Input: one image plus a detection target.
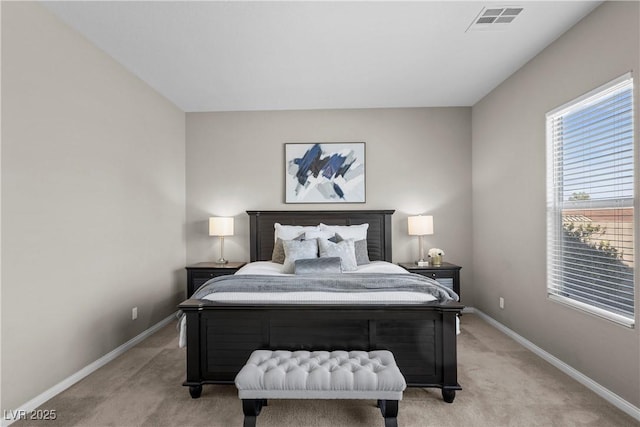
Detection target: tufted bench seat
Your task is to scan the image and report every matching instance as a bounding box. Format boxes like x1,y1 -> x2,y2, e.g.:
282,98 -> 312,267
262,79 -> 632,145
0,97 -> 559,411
234,349 -> 406,427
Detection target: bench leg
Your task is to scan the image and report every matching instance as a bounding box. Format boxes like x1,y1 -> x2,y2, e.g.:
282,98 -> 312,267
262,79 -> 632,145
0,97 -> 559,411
378,399 -> 399,427
242,399 -> 264,427
243,415 -> 256,427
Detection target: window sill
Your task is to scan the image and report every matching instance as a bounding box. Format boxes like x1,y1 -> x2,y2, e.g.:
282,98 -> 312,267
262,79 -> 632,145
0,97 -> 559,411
548,294 -> 635,328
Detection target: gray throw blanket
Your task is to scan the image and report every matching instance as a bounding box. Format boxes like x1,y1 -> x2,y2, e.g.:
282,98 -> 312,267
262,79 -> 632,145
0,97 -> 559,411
191,273 -> 458,304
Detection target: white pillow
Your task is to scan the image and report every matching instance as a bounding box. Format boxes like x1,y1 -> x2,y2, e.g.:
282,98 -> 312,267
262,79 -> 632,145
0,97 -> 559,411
303,229 -> 335,240
319,223 -> 369,241
274,223 -> 319,242
283,239 -> 319,273
318,238 -> 357,271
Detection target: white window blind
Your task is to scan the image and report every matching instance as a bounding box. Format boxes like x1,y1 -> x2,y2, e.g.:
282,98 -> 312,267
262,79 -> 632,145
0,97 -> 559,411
546,74 -> 635,327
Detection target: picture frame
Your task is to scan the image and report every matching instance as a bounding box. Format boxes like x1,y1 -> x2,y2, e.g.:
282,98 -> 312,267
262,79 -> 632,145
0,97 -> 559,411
285,142 -> 366,204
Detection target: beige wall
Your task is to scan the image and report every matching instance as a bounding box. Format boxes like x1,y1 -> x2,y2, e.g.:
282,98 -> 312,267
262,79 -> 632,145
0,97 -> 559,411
1,2 -> 186,411
472,1 -> 640,406
186,107 -> 472,296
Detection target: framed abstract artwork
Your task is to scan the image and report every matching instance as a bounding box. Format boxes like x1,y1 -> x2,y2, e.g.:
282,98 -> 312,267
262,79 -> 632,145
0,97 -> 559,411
285,142 -> 366,203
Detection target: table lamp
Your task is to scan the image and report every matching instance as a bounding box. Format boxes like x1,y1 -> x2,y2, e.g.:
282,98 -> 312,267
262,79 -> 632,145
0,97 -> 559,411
209,217 -> 234,264
408,215 -> 433,267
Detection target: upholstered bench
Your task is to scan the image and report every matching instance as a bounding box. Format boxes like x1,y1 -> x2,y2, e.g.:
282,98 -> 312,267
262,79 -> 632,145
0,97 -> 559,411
234,349 -> 406,427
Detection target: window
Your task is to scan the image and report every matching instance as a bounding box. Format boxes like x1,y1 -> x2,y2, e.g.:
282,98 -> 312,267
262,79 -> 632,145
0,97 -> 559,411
546,73 -> 635,327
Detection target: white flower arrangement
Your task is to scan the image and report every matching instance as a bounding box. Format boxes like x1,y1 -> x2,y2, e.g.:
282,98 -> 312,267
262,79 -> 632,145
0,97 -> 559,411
428,248 -> 445,257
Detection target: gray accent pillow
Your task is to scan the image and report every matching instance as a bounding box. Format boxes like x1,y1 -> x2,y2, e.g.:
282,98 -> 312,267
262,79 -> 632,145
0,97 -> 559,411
272,234 -> 304,264
330,234 -> 370,265
294,257 -> 342,275
283,239 -> 319,273
317,238 -> 357,271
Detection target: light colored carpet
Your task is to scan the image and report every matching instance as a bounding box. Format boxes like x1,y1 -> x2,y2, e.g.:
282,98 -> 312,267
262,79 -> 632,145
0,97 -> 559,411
13,314 -> 638,427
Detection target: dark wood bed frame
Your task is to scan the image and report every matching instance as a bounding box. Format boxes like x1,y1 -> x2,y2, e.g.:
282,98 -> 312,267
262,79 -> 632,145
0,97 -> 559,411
179,210 -> 464,402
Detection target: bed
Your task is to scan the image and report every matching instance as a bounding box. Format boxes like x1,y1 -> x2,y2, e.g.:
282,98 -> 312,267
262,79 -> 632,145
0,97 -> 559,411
179,210 -> 464,402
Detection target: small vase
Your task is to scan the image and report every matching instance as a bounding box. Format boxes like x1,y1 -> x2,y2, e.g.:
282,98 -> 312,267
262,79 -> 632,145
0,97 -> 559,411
431,255 -> 442,266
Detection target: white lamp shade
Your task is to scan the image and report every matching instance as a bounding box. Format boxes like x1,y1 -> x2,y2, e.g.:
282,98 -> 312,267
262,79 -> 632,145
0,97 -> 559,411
209,217 -> 234,236
408,215 -> 434,236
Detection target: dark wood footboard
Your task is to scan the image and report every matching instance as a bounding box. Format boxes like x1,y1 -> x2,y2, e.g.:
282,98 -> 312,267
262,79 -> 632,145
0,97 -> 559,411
180,299 -> 463,402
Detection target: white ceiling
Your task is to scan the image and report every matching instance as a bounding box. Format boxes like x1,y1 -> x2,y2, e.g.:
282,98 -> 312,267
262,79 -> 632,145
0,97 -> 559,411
42,1 -> 601,112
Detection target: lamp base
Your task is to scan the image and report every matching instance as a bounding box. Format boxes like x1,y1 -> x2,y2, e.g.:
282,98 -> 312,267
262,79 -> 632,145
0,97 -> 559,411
216,258 -> 228,264
417,260 -> 429,267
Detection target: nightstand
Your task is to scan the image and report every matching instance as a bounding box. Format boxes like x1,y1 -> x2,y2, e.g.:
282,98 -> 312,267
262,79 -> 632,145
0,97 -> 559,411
185,261 -> 247,297
398,262 -> 462,298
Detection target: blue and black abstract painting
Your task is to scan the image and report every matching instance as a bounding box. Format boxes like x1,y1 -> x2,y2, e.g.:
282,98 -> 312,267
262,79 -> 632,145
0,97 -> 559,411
285,143 -> 365,203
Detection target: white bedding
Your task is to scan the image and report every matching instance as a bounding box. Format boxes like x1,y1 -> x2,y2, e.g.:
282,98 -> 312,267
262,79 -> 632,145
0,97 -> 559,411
207,261 -> 436,304
235,260 -> 410,276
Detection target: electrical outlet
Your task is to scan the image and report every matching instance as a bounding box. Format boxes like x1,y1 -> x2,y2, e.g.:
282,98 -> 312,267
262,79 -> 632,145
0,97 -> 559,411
132,307 -> 138,320
499,297 -> 505,309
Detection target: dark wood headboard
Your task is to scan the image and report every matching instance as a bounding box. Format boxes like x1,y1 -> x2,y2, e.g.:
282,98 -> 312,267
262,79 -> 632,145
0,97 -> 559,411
246,210 -> 394,262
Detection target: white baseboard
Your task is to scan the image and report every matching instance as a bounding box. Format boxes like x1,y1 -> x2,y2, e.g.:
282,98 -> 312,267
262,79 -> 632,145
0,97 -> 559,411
2,313 -> 177,427
469,307 -> 640,422
5,309 -> 639,424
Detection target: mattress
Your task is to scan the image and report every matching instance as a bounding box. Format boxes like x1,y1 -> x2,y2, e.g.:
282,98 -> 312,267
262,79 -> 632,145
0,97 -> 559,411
204,260 -> 438,304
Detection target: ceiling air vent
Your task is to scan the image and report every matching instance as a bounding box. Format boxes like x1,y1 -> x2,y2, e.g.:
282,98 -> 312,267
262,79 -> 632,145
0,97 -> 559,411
466,6 -> 523,32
